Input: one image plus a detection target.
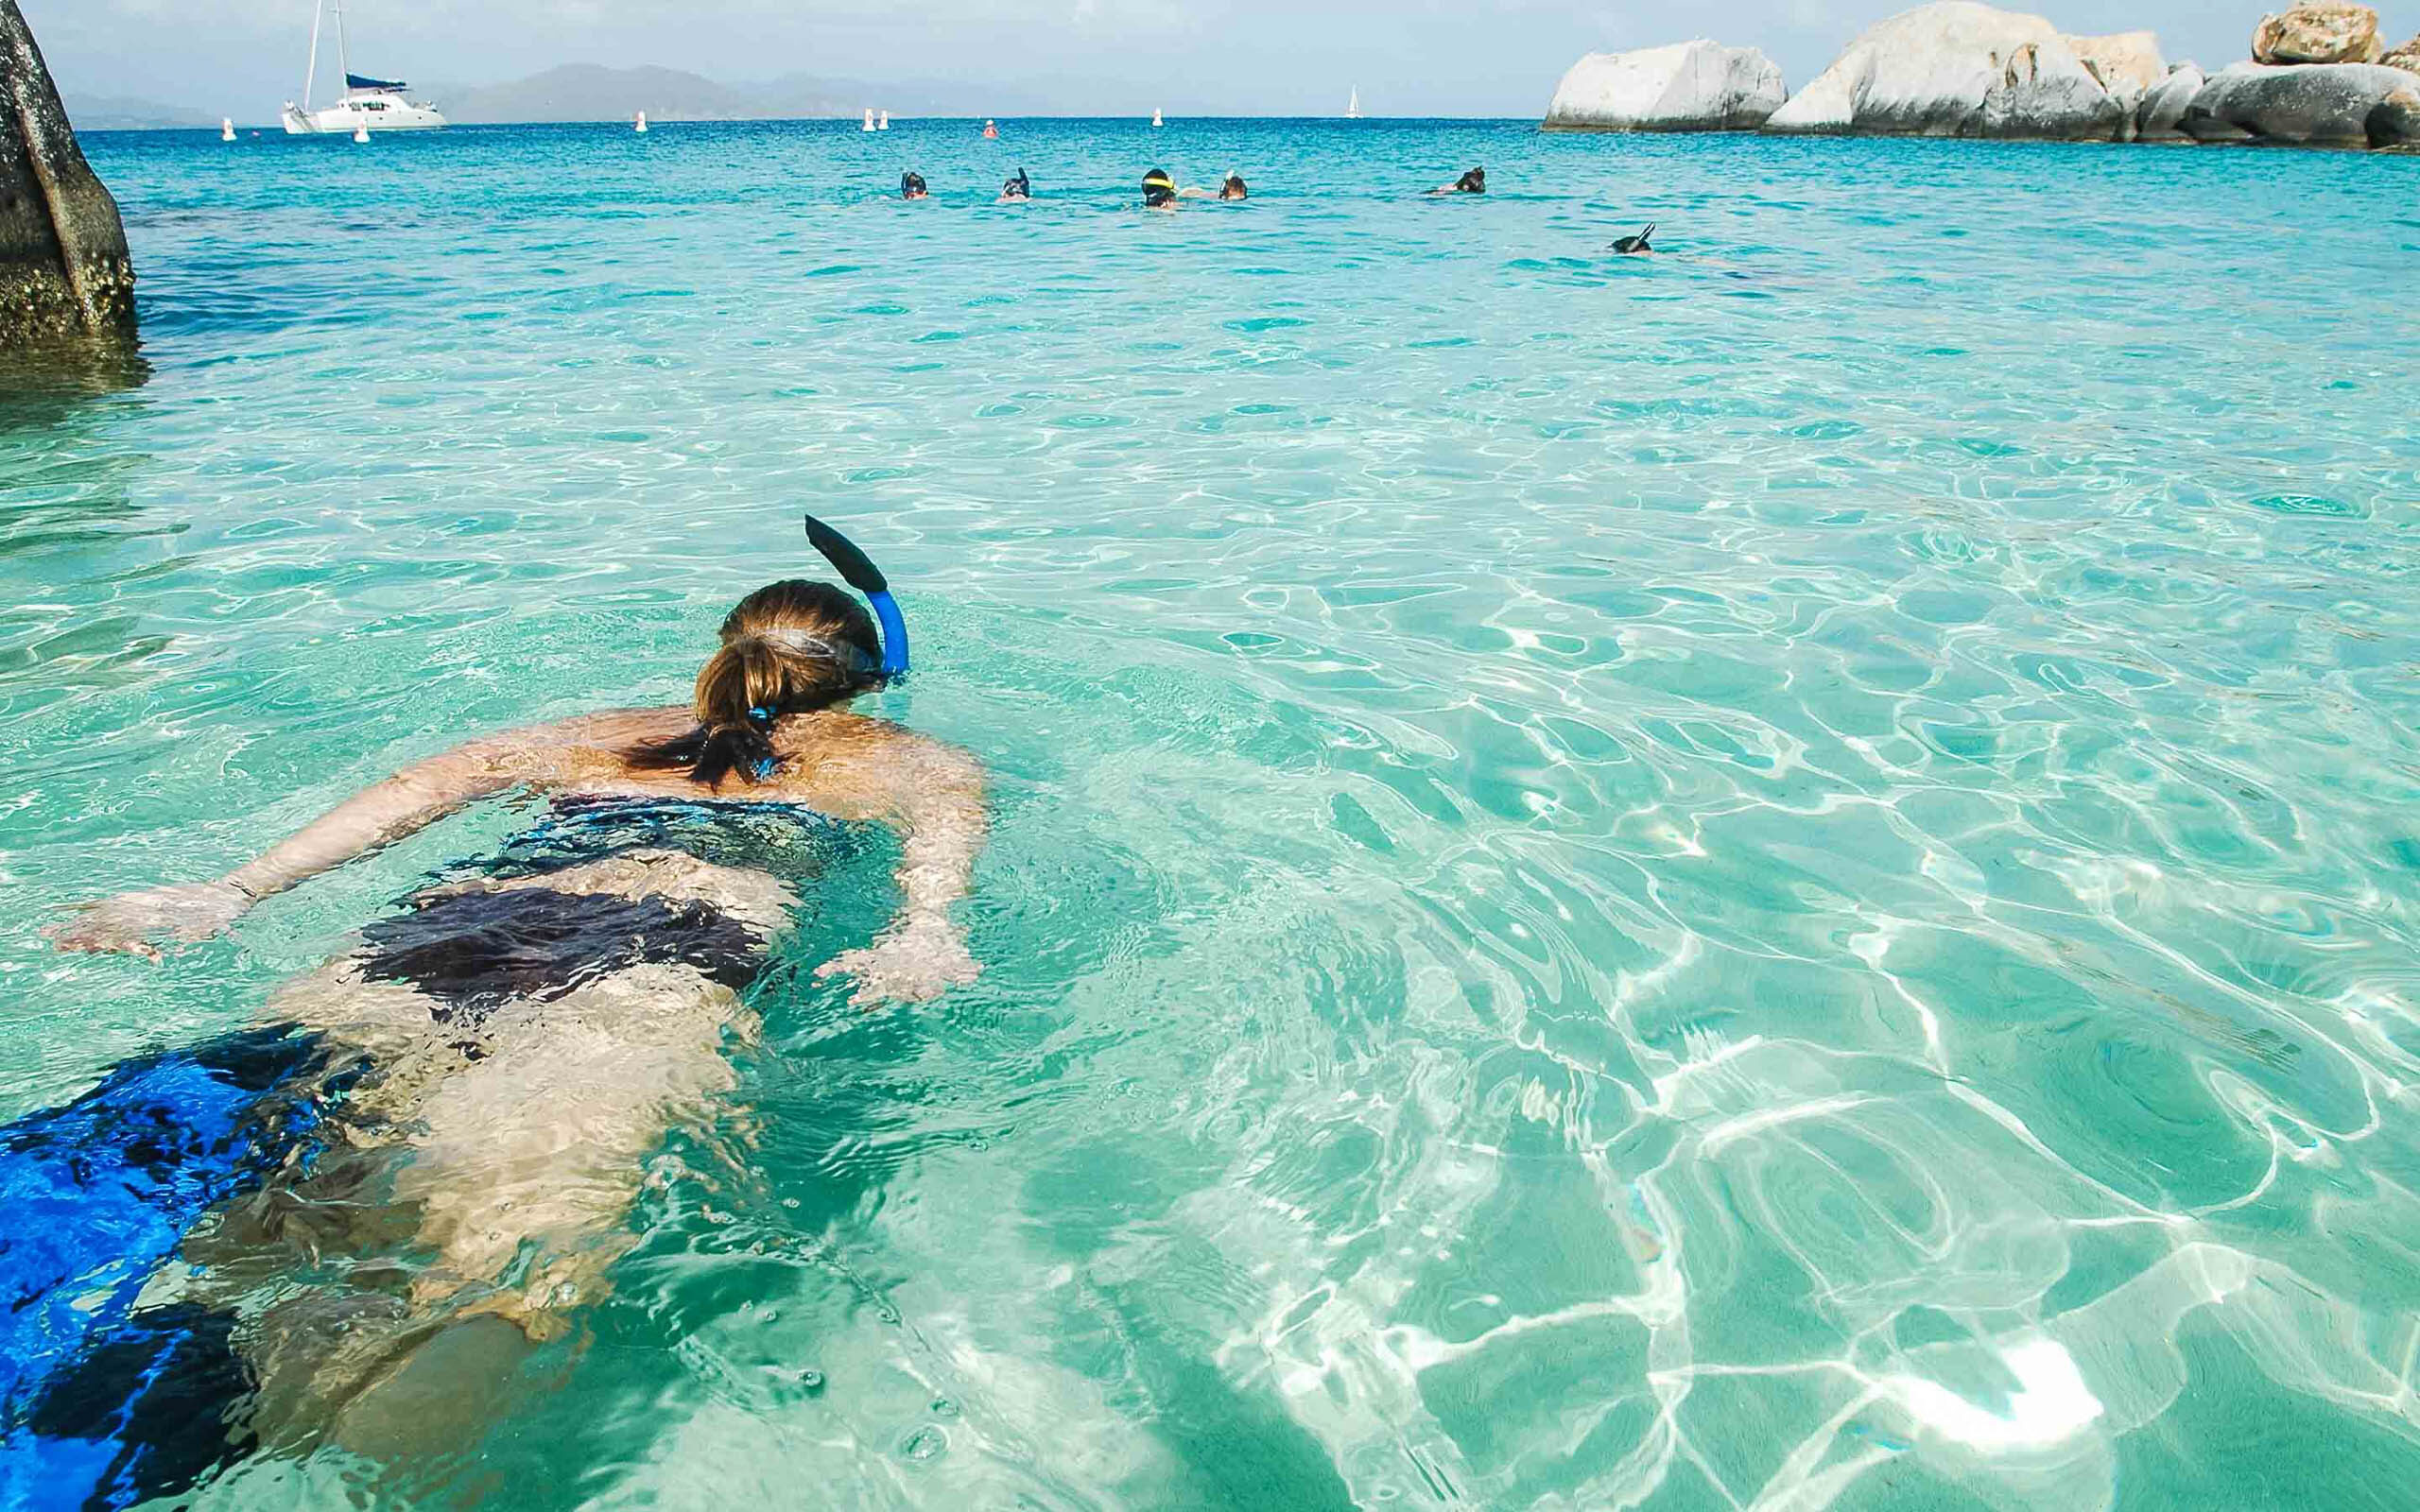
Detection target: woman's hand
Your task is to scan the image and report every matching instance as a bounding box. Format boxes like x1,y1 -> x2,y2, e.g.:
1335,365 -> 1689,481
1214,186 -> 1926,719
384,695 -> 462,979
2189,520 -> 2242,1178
44,879 -> 252,960
815,919 -> 978,1008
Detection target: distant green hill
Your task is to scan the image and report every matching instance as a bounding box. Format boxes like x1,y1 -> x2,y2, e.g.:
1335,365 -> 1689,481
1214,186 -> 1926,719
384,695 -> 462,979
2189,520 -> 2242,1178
61,65 -> 1075,132
64,93 -> 221,131
438,64 -> 1057,123
439,64 -> 827,124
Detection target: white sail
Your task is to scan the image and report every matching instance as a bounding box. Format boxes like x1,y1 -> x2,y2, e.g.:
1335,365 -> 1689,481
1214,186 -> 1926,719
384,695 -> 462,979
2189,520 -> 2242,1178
878,110 -> 890,129
1347,87 -> 1361,118
1151,107 -> 1165,127
862,107 -> 876,131
221,117 -> 235,141
635,111 -> 648,132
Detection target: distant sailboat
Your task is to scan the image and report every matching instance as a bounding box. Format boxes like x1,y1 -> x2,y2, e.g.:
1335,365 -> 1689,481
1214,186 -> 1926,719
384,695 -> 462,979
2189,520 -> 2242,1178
878,110 -> 890,130
634,111 -> 648,133
1347,87 -> 1361,119
1151,107 -> 1165,128
221,117 -> 235,141
862,108 -> 876,131
282,0 -> 445,134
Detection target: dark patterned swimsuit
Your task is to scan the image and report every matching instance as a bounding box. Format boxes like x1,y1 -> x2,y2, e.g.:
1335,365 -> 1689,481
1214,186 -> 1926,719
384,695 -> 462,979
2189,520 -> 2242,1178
355,796 -> 851,1025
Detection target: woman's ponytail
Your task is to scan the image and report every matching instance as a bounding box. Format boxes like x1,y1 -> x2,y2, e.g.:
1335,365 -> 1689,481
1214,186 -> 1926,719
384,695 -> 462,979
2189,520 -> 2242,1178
628,579 -> 886,788
631,637 -> 782,788
685,636 -> 784,788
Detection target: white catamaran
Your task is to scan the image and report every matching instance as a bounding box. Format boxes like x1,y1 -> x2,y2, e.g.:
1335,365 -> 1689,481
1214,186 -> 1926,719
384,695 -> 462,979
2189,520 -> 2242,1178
282,0 -> 445,134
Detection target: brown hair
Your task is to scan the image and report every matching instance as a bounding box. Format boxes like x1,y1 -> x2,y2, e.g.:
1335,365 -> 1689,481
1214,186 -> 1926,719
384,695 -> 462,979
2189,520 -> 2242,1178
635,579 -> 883,787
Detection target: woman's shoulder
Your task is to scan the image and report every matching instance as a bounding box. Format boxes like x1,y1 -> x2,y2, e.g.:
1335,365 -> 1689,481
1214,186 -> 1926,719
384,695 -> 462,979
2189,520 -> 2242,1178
461,706 -> 699,795
544,706 -> 696,745
763,713 -> 981,815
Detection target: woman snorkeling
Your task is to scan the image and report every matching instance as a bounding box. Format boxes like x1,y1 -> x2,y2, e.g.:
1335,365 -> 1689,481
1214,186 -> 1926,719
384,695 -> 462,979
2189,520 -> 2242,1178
1427,165 -> 1485,195
1219,171 -> 1248,201
901,170 -> 930,200
26,517 -> 985,1493
1000,166 -> 1031,202
1141,167 -> 1178,210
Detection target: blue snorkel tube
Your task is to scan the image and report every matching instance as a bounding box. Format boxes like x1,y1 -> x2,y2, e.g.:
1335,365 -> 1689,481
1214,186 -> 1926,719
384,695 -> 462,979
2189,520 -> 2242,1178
803,513 -> 908,680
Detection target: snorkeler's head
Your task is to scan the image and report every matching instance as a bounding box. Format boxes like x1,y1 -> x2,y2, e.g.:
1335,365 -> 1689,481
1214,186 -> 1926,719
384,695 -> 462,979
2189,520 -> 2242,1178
1220,172 -> 1247,200
901,171 -> 928,199
1142,168 -> 1176,208
1003,167 -> 1030,198
668,580 -> 884,786
1457,166 -> 1485,194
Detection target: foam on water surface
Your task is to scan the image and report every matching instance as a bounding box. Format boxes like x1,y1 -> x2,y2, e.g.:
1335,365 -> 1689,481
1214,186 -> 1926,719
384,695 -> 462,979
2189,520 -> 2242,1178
1,119 -> 2417,1507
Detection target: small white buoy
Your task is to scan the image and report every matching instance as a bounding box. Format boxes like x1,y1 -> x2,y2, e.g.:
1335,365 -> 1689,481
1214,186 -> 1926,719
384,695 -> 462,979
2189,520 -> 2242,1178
353,124 -> 370,144
862,108 -> 876,132
1151,107 -> 1165,128
635,111 -> 648,133
878,110 -> 890,130
221,117 -> 235,142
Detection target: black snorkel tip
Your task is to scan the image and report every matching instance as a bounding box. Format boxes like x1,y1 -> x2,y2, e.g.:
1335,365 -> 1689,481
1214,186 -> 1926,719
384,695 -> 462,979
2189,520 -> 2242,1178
803,513 -> 908,679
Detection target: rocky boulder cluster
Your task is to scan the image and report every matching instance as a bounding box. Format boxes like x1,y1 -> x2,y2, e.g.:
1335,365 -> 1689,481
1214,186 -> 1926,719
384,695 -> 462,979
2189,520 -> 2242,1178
1544,0 -> 2420,150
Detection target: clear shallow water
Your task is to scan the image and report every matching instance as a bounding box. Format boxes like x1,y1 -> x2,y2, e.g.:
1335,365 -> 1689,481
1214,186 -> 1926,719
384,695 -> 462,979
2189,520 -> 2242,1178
5,117 -> 2419,1506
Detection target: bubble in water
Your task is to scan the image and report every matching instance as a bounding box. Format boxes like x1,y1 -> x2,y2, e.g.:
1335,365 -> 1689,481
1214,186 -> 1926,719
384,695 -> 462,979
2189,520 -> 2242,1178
898,1426 -> 947,1461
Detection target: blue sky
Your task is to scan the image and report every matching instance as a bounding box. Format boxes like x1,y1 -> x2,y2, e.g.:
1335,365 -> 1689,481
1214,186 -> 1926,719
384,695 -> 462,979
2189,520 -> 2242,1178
29,0 -> 2279,119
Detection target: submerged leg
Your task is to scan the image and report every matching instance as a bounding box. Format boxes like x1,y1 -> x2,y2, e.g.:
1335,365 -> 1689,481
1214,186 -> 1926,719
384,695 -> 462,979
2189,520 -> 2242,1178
391,962 -> 756,1336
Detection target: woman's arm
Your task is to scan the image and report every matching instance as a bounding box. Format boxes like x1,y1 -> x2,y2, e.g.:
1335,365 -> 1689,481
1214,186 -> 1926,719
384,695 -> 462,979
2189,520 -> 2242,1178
225,731 -> 550,902
47,729 -> 559,957
815,731 -> 989,1006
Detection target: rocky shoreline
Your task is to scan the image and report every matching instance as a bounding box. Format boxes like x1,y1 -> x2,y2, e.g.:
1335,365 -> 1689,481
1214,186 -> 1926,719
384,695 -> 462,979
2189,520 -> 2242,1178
1543,1 -> 2420,150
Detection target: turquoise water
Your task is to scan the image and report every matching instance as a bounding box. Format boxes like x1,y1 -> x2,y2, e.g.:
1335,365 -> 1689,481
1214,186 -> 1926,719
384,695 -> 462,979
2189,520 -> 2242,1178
6,116 -> 2420,1505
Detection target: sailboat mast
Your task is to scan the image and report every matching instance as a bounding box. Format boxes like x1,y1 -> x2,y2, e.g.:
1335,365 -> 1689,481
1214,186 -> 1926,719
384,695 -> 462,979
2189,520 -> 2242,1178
334,0 -> 352,90
302,0 -> 324,110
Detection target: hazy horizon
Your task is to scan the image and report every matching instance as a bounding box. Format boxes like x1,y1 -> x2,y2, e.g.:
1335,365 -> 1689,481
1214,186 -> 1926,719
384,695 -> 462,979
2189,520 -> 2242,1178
27,1 -> 2303,122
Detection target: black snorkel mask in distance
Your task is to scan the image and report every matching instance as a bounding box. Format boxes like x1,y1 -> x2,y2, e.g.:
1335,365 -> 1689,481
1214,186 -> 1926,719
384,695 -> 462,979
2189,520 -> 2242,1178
803,512 -> 910,682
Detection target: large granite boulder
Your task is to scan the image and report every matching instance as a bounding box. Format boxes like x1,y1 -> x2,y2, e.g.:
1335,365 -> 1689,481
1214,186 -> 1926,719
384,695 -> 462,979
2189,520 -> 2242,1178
2135,63 -> 2208,140
1763,3 -> 2136,140
2253,4 -> 2384,65
1544,40 -> 1788,131
2066,30 -> 2168,138
2067,31 -> 2168,94
0,0 -> 134,344
2382,34 -> 2420,73
2184,60 -> 2420,146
